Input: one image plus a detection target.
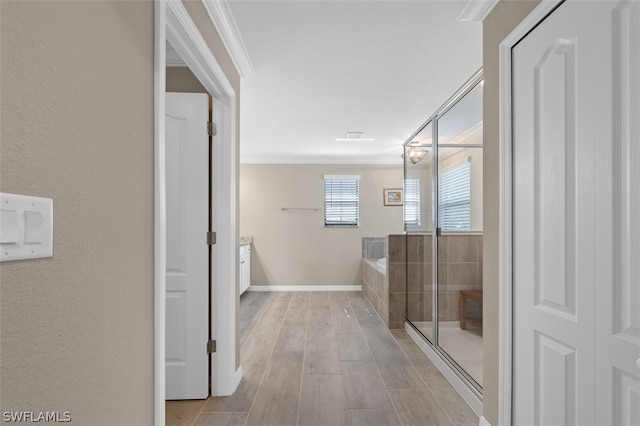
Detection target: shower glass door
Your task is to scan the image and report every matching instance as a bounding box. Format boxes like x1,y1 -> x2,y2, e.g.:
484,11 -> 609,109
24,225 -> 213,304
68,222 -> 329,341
436,80 -> 483,388
404,122 -> 433,341
404,70 -> 484,393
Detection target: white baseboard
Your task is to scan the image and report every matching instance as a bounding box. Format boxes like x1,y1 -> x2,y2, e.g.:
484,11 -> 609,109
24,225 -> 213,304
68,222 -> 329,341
405,322 -> 483,417
247,285 -> 362,292
479,416 -> 491,426
211,365 -> 243,397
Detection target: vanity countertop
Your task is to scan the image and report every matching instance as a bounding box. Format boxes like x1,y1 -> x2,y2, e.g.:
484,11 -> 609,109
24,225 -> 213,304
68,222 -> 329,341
239,236 -> 253,246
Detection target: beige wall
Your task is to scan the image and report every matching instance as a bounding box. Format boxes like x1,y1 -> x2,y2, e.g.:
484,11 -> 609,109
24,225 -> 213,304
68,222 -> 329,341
240,164 -> 404,286
0,0 -> 241,423
482,1 -> 540,424
0,1 -> 154,423
167,66 -> 208,93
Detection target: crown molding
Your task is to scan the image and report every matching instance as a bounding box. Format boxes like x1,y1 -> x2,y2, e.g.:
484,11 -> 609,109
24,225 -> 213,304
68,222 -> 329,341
457,0 -> 499,22
240,153 -> 405,165
202,0 -> 255,78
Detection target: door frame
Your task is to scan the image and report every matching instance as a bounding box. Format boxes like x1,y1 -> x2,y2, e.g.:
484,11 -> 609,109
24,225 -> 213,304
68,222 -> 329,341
154,0 -> 240,423
498,1 -> 563,424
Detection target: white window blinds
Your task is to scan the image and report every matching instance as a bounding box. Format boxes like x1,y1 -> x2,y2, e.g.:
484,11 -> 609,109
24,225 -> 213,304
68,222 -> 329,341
324,175 -> 359,227
439,161 -> 471,231
404,179 -> 421,227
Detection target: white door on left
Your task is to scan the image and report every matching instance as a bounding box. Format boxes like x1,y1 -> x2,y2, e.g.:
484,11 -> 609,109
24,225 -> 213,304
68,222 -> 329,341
165,92 -> 209,400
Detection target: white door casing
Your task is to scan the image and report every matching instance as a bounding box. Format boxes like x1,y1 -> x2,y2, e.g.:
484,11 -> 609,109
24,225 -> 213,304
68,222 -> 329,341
511,0 -> 640,425
155,0 -> 240,422
165,92 -> 209,400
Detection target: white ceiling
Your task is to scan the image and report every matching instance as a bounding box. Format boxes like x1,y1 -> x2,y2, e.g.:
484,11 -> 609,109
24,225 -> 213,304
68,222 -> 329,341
225,1 -> 483,164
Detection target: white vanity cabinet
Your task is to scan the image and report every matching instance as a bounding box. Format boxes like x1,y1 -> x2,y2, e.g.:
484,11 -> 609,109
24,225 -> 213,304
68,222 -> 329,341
239,244 -> 251,294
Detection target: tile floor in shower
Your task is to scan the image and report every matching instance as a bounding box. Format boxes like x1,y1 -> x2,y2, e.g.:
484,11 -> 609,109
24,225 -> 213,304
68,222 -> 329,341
166,291 -> 478,426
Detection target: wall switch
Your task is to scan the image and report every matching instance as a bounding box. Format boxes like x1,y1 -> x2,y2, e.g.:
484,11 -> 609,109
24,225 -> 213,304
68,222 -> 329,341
0,209 -> 19,244
0,193 -> 53,261
24,211 -> 44,244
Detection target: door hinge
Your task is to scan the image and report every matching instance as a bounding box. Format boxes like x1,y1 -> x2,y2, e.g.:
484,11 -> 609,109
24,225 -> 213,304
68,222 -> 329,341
207,231 -> 216,245
207,121 -> 217,136
207,340 -> 216,354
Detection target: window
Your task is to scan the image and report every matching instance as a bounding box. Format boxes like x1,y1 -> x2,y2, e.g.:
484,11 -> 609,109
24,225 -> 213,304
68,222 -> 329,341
404,179 -> 421,227
324,175 -> 359,227
439,161 -> 471,231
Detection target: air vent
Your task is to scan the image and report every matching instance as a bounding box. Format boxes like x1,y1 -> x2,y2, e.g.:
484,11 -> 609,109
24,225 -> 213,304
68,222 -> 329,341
345,132 -> 364,140
335,132 -> 374,142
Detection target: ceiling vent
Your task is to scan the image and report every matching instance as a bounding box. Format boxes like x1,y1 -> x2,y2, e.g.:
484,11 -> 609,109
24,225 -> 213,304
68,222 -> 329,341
336,132 -> 374,142
345,132 -> 364,140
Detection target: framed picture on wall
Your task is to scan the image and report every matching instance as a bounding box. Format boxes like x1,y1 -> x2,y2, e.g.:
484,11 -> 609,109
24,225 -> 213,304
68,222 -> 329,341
383,188 -> 403,206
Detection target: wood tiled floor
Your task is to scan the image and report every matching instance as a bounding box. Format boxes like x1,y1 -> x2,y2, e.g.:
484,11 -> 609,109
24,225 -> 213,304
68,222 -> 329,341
166,291 -> 478,426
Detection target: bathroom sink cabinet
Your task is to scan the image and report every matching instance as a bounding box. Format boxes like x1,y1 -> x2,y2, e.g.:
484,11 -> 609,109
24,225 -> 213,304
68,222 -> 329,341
239,244 -> 251,294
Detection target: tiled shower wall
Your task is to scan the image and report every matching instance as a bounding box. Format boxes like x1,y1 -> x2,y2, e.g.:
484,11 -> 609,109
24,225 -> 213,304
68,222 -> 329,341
387,233 -> 483,328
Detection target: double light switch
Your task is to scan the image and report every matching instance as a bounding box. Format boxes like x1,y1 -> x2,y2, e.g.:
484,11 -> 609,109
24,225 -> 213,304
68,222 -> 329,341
0,193 -> 53,261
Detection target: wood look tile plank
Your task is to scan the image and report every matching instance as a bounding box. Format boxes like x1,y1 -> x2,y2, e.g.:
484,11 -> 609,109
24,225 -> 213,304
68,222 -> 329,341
193,412 -> 248,426
304,353 -> 342,375
203,363 -> 266,412
304,320 -> 341,375
422,372 -> 479,426
376,356 -> 427,390
331,305 -> 361,333
310,291 -> 330,306
336,332 -> 372,361
362,329 -> 402,355
348,409 -> 401,426
340,360 -> 393,409
245,391 -> 299,426
240,292 -> 275,347
241,296 -> 290,363
309,304 -> 332,322
395,334 -> 432,361
389,389 -> 452,426
261,351 -> 304,391
165,399 -> 206,426
298,375 -> 348,426
273,320 -> 307,353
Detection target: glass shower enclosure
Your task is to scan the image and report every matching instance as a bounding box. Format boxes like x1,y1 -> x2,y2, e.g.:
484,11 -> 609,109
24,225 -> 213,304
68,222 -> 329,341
403,69 -> 484,394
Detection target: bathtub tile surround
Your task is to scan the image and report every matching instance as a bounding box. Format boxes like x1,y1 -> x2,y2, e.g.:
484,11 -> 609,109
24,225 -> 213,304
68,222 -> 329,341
362,237 -> 387,260
362,234 -> 483,330
361,238 -> 390,327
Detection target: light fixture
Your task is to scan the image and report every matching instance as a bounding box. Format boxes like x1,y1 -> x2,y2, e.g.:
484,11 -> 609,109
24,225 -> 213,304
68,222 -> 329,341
402,142 -> 429,164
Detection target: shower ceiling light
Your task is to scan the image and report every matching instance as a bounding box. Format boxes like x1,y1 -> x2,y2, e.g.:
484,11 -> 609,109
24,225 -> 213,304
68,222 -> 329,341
402,142 -> 429,164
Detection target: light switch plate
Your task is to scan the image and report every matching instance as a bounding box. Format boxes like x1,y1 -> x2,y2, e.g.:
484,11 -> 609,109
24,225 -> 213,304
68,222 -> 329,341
0,193 -> 53,261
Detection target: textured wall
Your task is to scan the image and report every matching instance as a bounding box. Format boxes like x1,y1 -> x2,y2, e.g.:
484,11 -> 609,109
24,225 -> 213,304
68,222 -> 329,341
482,1 -> 540,424
0,1 -> 154,423
240,164 -> 404,286
167,66 -> 208,93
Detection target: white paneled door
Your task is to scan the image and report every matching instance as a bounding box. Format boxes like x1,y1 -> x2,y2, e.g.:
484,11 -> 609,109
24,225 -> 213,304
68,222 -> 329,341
165,93 -> 209,400
512,0 -> 639,424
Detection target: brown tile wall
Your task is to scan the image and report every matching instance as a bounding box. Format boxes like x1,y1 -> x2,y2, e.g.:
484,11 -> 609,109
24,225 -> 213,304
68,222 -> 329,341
437,234 -> 483,322
362,234 -> 483,330
387,233 -> 483,328
361,259 -> 389,327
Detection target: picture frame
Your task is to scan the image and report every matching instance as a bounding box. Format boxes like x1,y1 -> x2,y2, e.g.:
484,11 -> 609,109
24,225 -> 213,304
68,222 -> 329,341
383,188 -> 403,206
